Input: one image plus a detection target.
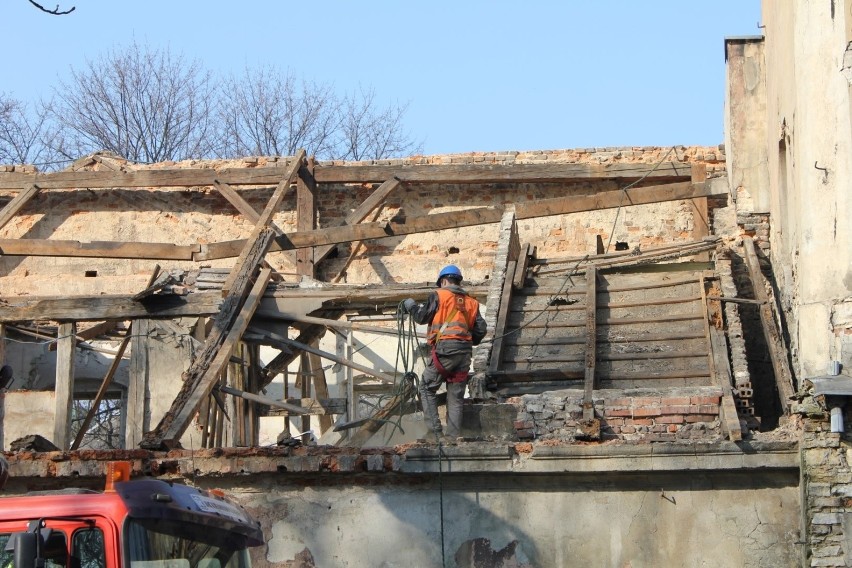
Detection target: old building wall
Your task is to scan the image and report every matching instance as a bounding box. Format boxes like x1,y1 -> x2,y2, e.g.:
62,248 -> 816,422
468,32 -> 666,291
760,2 -> 852,380
0,146 -> 723,296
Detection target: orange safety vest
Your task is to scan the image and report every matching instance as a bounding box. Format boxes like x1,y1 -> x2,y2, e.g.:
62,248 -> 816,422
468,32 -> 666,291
428,288 -> 479,345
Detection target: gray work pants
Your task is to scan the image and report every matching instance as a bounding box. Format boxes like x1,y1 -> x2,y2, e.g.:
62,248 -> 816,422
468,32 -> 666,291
419,343 -> 472,438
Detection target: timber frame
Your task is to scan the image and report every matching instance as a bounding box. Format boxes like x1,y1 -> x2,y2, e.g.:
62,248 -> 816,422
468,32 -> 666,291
0,151 -> 771,450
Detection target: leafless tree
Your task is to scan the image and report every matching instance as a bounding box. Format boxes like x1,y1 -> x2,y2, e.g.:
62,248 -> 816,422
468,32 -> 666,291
0,93 -> 62,167
47,42 -> 219,163
332,86 -> 422,161
71,397 -> 123,449
28,0 -> 75,15
219,67 -> 340,159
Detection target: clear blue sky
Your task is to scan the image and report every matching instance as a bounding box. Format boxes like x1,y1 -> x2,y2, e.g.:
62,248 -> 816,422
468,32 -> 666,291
3,1 -> 761,155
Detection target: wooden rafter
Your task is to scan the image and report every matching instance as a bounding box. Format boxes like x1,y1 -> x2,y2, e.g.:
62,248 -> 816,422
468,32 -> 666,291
0,161 -> 692,191
0,183 -> 41,230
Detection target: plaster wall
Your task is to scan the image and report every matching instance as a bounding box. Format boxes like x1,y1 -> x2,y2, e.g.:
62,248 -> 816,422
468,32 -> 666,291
226,471 -> 799,568
761,2 -> 852,378
0,390 -> 55,451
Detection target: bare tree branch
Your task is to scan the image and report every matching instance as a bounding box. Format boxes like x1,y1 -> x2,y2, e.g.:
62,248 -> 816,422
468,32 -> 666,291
28,0 -> 75,15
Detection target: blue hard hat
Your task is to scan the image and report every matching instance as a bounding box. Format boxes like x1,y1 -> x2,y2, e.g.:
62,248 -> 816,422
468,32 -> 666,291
436,265 -> 463,286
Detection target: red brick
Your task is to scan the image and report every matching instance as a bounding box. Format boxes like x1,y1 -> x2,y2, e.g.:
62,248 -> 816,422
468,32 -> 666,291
620,426 -> 636,434
633,397 -> 661,406
606,408 -> 633,418
684,414 -> 717,423
698,404 -> 720,415
655,415 -> 685,424
627,418 -> 654,426
607,398 -> 633,407
633,407 -> 662,417
691,396 -> 721,405
667,424 -> 679,433
605,417 -> 625,426
661,397 -> 691,406
661,405 -> 691,415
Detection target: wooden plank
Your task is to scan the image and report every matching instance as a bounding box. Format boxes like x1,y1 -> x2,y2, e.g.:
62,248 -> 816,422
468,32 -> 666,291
505,351 -> 709,364
0,183 -> 40,230
0,292 -> 223,323
265,398 -> 347,416
512,331 -> 706,346
509,314 -> 704,330
513,244 -> 532,289
488,260 -> 518,373
126,318 -> 150,449
583,267 -> 597,420
0,239 -> 199,260
221,150 -> 305,294
200,181 -> 725,259
254,310 -> 424,338
315,177 -> 401,264
313,161 -> 694,184
742,236 -> 795,410
690,164 -> 711,262
710,327 -> 744,441
53,322 -> 76,450
141,268 -> 273,449
296,159 -> 317,278
213,179 -> 264,223
490,369 -> 712,383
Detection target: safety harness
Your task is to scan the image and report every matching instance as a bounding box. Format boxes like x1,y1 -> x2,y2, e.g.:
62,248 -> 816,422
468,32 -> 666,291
430,291 -> 475,383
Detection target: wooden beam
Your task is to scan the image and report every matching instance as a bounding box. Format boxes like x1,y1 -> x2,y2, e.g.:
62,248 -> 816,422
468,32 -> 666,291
307,346 -> 333,434
53,322 -> 76,450
312,161 -> 693,184
314,177 -> 402,264
201,180 -> 725,259
126,319 -> 150,449
345,379 -> 417,446
247,328 -> 397,385
488,261 -> 517,373
582,267 -> 598,421
216,384 -> 310,415
0,160 -> 306,190
689,164 -> 711,262
490,369 -> 712,383
513,244 -> 532,289
0,183 -> 40,230
0,239 -> 199,260
265,397 -> 347,416
296,159 -> 317,278
254,310 -> 425,338
222,150 -> 305,295
742,236 -> 795,411
141,268 -> 273,449
0,292 -> 223,323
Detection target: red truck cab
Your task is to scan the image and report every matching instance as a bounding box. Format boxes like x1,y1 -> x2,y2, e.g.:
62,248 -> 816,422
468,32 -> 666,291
0,463 -> 263,568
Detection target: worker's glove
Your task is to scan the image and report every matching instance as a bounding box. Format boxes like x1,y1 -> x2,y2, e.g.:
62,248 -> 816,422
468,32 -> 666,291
403,298 -> 416,313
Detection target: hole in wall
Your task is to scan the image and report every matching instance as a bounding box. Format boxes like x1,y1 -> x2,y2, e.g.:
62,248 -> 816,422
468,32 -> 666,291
614,241 -> 629,251
447,246 -> 460,254
84,270 -> 98,277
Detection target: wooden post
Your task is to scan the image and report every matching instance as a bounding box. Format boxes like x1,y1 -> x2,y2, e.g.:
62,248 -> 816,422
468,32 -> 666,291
126,319 -> 150,449
690,164 -> 710,262
53,322 -> 76,450
299,352 -> 311,442
296,158 -> 317,278
308,346 -> 333,435
345,328 -> 355,442
582,267 -> 597,421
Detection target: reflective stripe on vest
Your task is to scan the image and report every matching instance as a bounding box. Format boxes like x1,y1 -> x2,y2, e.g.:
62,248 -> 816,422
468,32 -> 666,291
428,288 -> 478,344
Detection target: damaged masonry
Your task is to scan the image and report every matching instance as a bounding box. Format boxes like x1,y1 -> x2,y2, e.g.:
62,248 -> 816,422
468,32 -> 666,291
3,7 -> 852,564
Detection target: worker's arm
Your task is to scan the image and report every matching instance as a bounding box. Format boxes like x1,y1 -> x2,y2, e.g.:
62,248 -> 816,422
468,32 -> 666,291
409,291 -> 438,325
471,308 -> 487,346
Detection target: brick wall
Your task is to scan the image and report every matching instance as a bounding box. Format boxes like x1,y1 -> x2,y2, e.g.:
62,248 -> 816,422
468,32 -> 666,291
510,388 -> 723,442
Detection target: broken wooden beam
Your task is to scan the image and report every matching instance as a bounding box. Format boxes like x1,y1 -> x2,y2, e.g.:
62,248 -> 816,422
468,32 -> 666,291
741,236 -> 795,411
141,268 -> 273,450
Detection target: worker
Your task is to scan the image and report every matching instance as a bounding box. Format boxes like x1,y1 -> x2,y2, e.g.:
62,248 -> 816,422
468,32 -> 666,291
403,265 -> 487,443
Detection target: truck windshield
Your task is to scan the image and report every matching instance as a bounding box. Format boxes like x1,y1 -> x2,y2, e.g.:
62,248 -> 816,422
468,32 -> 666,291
125,519 -> 251,568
